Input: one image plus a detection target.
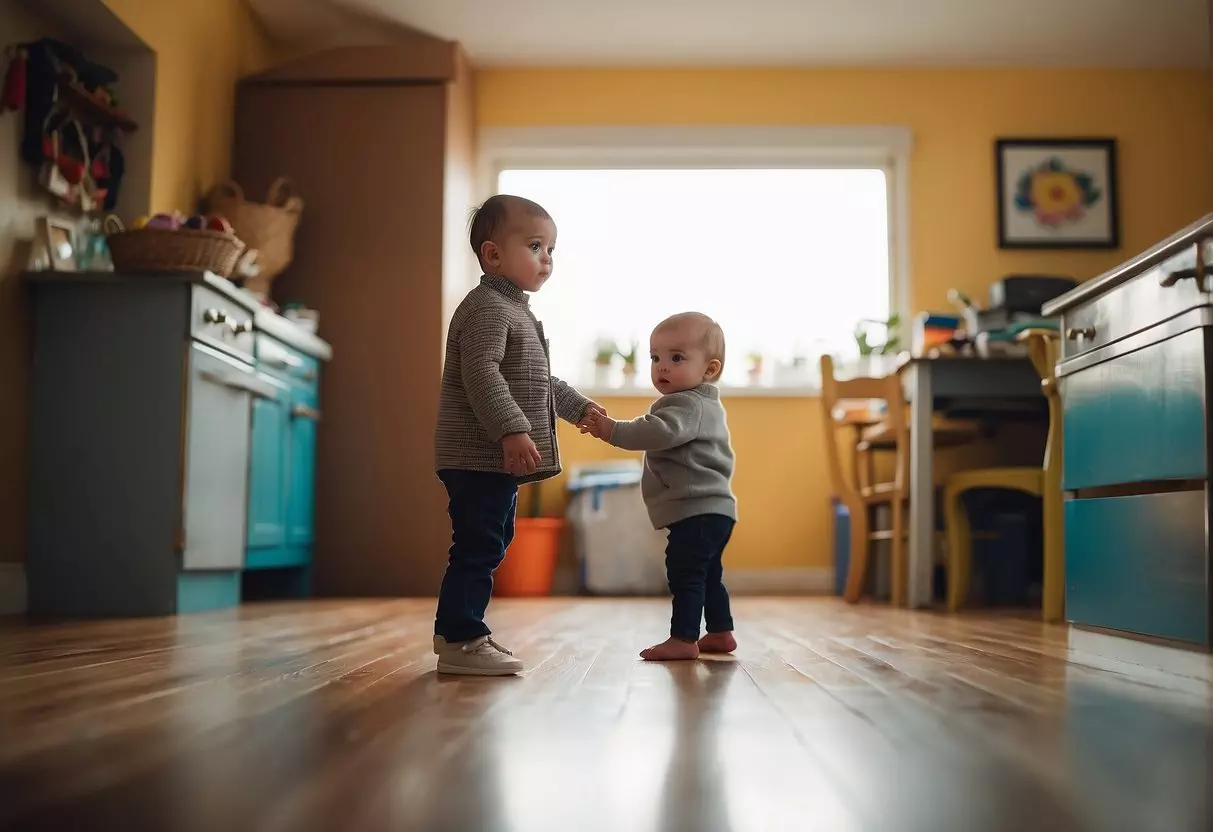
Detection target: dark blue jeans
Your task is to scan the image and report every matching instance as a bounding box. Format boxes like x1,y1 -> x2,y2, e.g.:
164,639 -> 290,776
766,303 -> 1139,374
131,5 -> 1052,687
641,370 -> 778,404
666,514 -> 736,641
435,469 -> 518,643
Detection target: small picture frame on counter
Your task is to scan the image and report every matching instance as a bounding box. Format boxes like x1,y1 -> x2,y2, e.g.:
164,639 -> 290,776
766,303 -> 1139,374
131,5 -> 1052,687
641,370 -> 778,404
995,137 -> 1120,250
37,216 -> 77,271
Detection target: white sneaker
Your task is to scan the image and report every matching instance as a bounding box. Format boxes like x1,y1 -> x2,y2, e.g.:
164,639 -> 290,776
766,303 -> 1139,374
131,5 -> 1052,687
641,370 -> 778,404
433,635 -> 524,676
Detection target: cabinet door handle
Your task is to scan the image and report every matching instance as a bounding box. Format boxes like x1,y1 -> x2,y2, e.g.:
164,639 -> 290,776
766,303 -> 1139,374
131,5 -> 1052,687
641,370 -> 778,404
269,353 -> 304,370
291,404 -> 321,421
1065,326 -> 1095,341
1161,243 -> 1208,289
1160,268 -> 1203,288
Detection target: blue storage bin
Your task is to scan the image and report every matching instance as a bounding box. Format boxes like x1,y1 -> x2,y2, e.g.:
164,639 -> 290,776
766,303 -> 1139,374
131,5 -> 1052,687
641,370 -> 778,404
832,498 -> 850,597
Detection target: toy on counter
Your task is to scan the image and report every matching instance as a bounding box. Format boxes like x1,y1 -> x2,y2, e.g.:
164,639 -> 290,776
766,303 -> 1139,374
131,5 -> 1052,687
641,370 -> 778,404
132,211 -> 232,233
141,211 -> 182,230
206,215 -> 232,233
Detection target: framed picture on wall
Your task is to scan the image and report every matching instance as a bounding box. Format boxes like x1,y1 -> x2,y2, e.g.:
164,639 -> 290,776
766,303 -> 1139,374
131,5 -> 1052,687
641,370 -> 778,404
995,138 -> 1120,250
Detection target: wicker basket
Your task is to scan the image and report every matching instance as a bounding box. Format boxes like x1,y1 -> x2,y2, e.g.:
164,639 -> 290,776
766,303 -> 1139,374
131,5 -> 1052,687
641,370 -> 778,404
105,216 -> 246,277
204,178 -> 303,282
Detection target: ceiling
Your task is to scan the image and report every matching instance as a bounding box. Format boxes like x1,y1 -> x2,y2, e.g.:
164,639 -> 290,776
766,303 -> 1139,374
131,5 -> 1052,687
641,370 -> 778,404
252,0 -> 1211,68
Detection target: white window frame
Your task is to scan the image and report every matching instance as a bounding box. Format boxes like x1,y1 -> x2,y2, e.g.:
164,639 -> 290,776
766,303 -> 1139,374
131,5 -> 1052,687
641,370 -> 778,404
475,125 -> 913,332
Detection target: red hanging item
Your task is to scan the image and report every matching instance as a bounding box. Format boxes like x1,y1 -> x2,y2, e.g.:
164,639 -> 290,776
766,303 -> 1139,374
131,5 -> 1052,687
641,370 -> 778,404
1,48 -> 27,113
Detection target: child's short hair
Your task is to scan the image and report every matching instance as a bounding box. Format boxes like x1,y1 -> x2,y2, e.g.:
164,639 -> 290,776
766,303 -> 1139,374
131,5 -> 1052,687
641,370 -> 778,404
468,194 -> 552,268
655,312 -> 726,381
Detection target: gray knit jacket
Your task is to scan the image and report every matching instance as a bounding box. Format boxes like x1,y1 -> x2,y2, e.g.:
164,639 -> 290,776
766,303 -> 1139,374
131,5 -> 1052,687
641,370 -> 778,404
435,274 -> 590,483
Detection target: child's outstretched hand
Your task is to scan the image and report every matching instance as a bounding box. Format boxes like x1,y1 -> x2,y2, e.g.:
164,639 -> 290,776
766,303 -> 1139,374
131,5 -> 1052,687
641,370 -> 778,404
581,401 -> 608,425
501,432 -> 541,475
580,408 -> 616,442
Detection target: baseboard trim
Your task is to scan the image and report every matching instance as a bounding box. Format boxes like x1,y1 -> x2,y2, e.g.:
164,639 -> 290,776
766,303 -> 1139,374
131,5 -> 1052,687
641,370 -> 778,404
724,567 -> 835,596
0,563 -> 28,615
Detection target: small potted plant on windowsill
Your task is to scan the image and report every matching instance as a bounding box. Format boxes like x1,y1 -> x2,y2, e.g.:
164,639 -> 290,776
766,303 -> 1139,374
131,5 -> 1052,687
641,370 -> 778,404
496,480 -> 563,597
619,340 -> 639,383
592,338 -> 617,386
746,351 -> 764,385
854,313 -> 902,375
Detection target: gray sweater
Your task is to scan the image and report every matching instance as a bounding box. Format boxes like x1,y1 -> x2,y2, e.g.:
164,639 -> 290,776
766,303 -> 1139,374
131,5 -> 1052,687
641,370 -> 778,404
607,384 -> 737,529
434,275 -> 590,482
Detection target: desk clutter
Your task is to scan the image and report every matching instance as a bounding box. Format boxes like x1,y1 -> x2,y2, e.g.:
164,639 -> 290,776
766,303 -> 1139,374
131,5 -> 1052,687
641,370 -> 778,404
821,330 -> 1061,616
913,274 -> 1076,359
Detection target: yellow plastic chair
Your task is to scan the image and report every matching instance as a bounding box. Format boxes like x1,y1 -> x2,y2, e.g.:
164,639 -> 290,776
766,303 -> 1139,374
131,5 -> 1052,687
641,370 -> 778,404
943,329 -> 1063,621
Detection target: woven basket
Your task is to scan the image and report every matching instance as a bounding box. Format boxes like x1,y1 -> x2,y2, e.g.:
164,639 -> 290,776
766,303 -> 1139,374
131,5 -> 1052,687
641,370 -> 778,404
204,178 -> 303,281
105,216 -> 246,277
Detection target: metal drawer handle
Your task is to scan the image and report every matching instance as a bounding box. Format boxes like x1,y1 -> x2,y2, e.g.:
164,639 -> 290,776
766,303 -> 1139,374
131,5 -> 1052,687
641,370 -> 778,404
1065,326 -> 1095,341
203,308 -> 228,325
200,369 -> 277,400
228,319 -> 254,335
291,404 -> 321,421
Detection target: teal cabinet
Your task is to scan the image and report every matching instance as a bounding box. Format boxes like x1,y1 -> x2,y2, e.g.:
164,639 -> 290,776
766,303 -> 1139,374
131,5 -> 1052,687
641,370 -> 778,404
1062,328 -> 1207,491
1064,490 -> 1209,645
246,376 -> 291,549
1046,217 -> 1213,649
245,335 -> 322,575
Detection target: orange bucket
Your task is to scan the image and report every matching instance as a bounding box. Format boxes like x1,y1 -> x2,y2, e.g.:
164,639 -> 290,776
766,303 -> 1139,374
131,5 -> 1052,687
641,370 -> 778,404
495,517 -> 564,597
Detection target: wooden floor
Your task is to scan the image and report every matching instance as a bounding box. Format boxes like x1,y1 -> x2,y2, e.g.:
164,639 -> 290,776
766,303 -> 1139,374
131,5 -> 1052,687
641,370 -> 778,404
1,598 -> 1211,832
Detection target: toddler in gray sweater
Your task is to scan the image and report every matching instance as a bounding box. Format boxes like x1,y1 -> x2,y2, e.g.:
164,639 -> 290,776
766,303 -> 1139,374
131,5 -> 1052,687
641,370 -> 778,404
582,312 -> 738,661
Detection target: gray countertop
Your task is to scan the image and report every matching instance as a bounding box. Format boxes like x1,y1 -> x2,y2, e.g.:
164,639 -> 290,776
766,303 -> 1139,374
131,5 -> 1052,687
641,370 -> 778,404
23,269 -> 333,361
1042,212 -> 1213,316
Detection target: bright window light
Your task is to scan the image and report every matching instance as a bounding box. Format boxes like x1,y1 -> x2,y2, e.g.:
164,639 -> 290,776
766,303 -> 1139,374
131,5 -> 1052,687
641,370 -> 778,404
497,167 -> 891,388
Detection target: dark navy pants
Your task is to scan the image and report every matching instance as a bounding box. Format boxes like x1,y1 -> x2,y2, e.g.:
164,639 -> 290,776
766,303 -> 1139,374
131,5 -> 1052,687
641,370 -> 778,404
434,470 -> 518,642
665,514 -> 736,641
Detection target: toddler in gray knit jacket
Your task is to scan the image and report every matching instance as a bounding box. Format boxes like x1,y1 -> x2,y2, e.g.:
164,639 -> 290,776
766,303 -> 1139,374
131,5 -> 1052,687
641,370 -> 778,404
432,194 -> 604,676
582,312 -> 739,661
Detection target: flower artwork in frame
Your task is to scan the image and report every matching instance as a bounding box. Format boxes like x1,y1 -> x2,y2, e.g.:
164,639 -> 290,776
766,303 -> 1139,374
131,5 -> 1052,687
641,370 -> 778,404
995,138 -> 1119,249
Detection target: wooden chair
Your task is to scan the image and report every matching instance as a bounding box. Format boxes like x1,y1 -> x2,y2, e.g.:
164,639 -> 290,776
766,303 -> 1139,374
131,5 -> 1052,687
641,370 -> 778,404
943,329 -> 1064,621
820,355 -> 980,605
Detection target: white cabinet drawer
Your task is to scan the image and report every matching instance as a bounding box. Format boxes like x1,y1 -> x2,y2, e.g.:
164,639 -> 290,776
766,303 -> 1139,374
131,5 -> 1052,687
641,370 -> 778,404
181,343 -> 275,570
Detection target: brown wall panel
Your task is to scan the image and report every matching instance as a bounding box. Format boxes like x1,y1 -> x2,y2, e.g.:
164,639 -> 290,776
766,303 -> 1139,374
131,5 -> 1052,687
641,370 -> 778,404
233,82 -> 451,596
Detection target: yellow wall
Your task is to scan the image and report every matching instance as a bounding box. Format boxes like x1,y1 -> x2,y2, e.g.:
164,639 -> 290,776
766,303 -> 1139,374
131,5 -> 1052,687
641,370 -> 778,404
478,67 -> 1213,571
103,0 -> 275,213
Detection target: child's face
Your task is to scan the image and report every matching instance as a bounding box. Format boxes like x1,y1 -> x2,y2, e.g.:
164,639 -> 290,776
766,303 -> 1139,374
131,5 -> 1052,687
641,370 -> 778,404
483,213 -> 557,293
649,324 -> 720,394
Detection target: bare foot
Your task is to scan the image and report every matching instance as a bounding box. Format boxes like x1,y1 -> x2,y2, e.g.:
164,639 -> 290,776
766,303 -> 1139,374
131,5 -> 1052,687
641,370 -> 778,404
698,631 -> 737,654
640,637 -> 700,661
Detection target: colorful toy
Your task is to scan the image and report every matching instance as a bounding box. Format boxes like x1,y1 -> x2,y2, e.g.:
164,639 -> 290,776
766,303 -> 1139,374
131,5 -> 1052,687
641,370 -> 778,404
205,214 -> 232,233
145,213 -> 178,230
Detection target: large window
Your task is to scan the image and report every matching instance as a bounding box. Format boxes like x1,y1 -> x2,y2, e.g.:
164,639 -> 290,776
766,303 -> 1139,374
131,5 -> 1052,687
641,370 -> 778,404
486,128 -> 908,390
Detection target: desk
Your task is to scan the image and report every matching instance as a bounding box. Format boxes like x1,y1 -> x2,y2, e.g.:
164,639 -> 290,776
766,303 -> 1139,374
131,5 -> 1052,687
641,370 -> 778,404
900,357 -> 1044,608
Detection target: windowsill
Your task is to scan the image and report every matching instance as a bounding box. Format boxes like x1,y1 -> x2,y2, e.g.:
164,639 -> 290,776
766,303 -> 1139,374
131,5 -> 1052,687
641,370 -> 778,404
577,384 -> 820,400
